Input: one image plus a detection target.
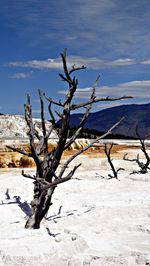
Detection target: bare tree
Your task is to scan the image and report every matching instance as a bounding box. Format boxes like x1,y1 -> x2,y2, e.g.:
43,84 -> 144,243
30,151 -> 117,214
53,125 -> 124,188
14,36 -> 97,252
7,50 -> 132,229
123,127 -> 150,174
103,143 -> 124,179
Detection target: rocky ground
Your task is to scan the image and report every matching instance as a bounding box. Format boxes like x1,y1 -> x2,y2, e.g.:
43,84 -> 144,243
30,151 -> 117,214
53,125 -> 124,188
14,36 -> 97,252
0,115 -> 57,139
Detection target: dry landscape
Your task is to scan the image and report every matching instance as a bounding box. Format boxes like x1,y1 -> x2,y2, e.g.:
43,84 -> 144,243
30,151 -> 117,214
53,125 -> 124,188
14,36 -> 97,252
1,1 -> 150,265
0,139 -> 150,266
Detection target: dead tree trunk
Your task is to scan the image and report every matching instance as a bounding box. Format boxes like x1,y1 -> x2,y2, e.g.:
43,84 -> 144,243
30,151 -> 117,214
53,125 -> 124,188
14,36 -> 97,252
7,49 -> 132,229
104,143 -> 124,179
123,127 -> 150,174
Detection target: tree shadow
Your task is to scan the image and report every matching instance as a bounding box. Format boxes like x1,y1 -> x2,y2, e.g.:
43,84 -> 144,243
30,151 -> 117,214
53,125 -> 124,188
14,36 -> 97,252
0,188 -> 32,217
13,196 -> 32,217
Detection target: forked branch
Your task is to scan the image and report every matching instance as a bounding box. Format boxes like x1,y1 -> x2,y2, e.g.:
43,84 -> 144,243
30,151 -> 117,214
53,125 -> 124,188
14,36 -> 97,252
123,126 -> 150,174
104,143 -> 124,179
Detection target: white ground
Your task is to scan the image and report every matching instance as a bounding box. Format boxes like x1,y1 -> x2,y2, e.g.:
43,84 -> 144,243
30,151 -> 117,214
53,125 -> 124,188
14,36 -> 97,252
0,154 -> 150,266
0,115 -> 57,139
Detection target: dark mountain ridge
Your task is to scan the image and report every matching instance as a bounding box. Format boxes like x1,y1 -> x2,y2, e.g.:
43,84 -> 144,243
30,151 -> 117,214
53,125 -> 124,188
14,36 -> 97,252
69,103 -> 150,138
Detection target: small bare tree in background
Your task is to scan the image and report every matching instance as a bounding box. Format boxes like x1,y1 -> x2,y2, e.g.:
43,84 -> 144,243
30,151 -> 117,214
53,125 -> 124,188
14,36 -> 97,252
7,50 -> 132,229
103,143 -> 124,179
124,127 -> 150,174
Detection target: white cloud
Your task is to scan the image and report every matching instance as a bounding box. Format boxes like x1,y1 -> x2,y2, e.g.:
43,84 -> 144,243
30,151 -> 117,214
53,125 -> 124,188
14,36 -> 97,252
58,80 -> 150,102
95,99 -> 150,110
118,80 -> 150,88
7,56 -> 136,70
141,60 -> 150,65
67,56 -> 136,69
10,72 -> 32,79
108,58 -> 135,66
8,59 -> 63,70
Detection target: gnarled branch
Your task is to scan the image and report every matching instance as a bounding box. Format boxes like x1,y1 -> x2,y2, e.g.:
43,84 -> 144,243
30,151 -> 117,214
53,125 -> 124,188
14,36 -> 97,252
70,95 -> 133,111
59,118 -> 124,179
123,127 -> 150,174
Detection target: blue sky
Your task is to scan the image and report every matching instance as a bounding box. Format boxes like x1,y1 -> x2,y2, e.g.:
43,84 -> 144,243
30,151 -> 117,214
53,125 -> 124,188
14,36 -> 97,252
0,0 -> 150,117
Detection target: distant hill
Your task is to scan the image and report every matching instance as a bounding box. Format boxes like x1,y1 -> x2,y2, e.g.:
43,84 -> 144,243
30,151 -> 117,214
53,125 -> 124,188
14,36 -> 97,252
69,103 -> 150,139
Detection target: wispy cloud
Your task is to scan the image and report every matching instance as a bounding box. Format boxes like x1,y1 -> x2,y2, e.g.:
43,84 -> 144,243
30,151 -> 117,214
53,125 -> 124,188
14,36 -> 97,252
8,59 -> 63,70
141,59 -> 150,65
58,80 -> 150,105
67,57 -> 136,69
118,80 -> 150,88
1,0 -> 150,59
10,72 -> 32,79
7,56 -> 137,70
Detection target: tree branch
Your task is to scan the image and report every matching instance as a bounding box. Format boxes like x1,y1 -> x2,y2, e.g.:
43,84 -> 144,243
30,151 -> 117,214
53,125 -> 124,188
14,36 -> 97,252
136,126 -> 150,169
123,153 -> 137,162
69,65 -> 86,75
38,90 -> 48,159
22,170 -> 35,180
104,143 -> 124,179
70,95 -> 133,110
43,163 -> 81,190
43,93 -> 64,107
60,49 -> 72,83
48,102 -> 56,125
6,145 -> 31,157
64,77 -> 99,150
24,96 -> 39,161
59,118 -> 124,178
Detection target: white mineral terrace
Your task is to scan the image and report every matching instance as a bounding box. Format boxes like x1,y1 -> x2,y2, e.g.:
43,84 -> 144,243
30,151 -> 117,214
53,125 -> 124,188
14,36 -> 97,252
0,153 -> 150,265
